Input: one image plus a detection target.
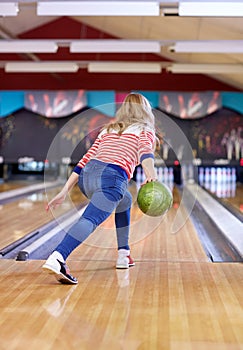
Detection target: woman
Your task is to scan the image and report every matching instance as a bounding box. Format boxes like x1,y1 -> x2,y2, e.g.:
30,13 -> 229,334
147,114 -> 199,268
43,93 -> 158,284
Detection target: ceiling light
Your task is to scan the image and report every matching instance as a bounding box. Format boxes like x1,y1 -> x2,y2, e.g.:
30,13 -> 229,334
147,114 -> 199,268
37,1 -> 160,16
0,40 -> 58,53
166,63 -> 243,74
179,1 -> 243,17
169,40 -> 243,53
70,40 -> 161,53
88,62 -> 161,73
5,62 -> 79,73
0,2 -> 18,16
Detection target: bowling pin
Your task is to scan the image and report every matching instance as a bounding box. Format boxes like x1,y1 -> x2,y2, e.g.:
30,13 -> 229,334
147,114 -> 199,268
211,167 -> 216,183
158,167 -> 163,182
199,167 -> 204,185
164,167 -> 169,183
226,168 -> 231,183
232,168 -> 236,182
222,167 -> 227,183
169,167 -> 174,183
216,167 -> 222,182
136,167 -> 142,184
142,168 -> 146,183
205,167 -> 210,183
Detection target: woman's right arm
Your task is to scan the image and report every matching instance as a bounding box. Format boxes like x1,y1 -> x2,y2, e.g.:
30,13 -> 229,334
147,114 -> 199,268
139,130 -> 157,182
141,157 -> 157,182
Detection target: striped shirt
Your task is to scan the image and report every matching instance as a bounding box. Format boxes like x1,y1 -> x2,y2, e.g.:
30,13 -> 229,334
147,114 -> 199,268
73,124 -> 155,180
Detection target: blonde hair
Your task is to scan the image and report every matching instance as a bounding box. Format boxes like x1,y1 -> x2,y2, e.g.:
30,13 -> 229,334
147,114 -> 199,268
106,93 -> 156,135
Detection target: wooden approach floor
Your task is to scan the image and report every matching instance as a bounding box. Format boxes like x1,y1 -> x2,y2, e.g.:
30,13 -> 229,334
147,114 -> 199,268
0,182 -> 242,349
0,184 -> 85,248
0,260 -> 242,349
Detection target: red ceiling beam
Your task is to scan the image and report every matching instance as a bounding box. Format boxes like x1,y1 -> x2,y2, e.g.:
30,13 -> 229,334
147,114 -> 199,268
0,68 -> 239,91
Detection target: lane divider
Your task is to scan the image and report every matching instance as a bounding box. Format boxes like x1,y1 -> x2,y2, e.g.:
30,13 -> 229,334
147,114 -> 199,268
186,183 -> 243,259
16,206 -> 87,261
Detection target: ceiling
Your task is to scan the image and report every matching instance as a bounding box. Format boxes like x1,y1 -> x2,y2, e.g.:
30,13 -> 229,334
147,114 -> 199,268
0,1 -> 243,91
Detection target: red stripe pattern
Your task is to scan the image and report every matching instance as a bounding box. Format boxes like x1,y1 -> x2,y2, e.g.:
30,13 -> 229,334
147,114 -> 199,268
76,125 -> 155,179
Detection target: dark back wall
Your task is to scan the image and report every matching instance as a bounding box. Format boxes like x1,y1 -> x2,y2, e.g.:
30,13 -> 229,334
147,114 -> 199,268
0,107 -> 242,165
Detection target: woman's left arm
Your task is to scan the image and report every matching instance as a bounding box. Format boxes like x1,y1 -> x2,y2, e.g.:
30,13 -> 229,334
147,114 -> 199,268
46,172 -> 79,211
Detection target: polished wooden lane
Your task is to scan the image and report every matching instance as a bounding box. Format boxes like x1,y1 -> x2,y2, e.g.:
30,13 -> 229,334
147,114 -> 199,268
69,184 -> 208,263
0,182 -> 204,263
220,183 -> 243,214
0,182 -> 242,349
0,180 -> 33,193
0,185 -> 86,249
0,259 -> 242,350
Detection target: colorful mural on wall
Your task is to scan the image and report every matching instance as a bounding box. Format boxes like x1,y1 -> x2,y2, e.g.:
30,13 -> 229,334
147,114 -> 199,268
25,90 -> 87,118
159,91 -> 222,119
0,90 -> 243,118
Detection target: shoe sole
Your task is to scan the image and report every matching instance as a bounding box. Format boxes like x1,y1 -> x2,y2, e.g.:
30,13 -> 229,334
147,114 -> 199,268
116,262 -> 135,269
42,264 -> 78,285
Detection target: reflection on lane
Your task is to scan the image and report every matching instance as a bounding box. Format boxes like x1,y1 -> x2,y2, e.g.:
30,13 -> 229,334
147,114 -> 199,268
198,166 -> 242,214
0,185 -> 86,249
202,181 -> 243,215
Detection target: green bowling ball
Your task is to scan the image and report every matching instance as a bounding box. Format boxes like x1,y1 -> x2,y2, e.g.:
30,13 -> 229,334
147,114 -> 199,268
137,181 -> 173,217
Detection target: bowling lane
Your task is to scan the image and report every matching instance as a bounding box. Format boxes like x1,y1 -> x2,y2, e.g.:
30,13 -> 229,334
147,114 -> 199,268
2,175 -> 239,263
21,180 -> 208,263
198,166 -> 243,219
0,180 -> 40,193
68,183 -> 209,264
0,185 -> 86,250
0,259 -> 242,349
202,180 -> 242,218
215,183 -> 243,214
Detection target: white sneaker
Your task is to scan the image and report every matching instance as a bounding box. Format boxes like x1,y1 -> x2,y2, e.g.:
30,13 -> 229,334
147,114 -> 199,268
42,252 -> 78,285
116,249 -> 135,269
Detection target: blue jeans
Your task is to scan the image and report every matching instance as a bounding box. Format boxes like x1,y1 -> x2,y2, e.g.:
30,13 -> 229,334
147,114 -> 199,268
55,160 -> 132,260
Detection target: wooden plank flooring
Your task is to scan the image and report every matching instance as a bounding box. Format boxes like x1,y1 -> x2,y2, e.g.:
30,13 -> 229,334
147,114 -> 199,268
0,185 -> 86,249
0,180 -> 31,193
69,183 -> 208,263
0,181 -> 242,349
0,259 -> 242,350
220,183 -> 243,214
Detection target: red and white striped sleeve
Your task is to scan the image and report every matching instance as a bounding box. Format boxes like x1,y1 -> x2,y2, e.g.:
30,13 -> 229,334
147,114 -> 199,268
138,130 -> 155,163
